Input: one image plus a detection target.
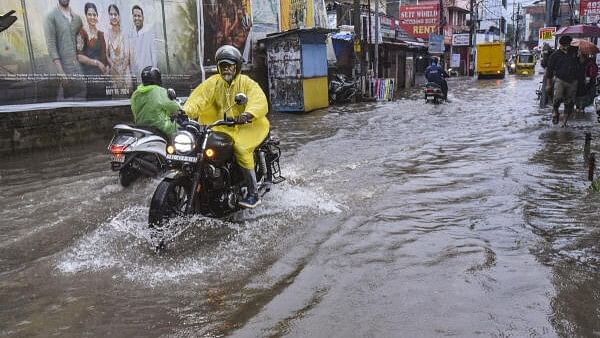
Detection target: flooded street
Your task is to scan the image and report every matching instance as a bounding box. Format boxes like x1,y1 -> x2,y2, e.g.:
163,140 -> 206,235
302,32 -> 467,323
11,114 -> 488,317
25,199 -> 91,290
2,71 -> 600,338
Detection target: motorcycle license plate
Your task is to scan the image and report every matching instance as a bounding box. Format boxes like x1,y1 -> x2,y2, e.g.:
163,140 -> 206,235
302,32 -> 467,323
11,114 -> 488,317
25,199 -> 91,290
111,155 -> 125,163
166,154 -> 197,163
426,95 -> 434,99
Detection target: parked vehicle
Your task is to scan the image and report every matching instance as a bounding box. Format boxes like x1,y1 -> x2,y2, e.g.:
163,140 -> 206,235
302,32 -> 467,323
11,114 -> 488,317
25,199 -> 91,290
329,74 -> 357,104
148,93 -> 285,230
476,42 -> 506,79
515,50 -> 535,76
108,124 -> 169,187
424,82 -> 444,104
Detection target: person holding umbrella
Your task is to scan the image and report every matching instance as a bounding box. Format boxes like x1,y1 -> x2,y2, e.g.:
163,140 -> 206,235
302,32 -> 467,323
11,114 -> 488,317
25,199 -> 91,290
546,35 -> 580,126
573,39 -> 599,114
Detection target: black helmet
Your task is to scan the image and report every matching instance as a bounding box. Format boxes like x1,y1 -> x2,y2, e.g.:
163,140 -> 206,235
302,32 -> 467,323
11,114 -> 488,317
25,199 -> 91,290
141,66 -> 162,86
559,35 -> 572,46
215,45 -> 243,76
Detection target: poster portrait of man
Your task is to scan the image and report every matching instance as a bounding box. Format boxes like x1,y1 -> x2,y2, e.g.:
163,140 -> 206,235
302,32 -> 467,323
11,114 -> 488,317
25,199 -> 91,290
129,3 -> 156,81
44,0 -> 85,99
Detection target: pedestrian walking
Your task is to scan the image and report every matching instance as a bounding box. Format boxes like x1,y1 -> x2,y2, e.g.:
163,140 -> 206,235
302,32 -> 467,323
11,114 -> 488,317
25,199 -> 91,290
575,52 -> 598,114
546,35 -> 580,126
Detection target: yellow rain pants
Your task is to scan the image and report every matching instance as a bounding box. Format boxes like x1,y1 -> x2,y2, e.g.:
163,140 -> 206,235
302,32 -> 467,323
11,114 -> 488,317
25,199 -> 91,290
183,74 -> 269,169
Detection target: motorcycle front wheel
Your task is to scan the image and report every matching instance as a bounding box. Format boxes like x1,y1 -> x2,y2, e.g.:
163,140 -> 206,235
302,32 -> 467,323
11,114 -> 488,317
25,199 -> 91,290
148,177 -> 191,228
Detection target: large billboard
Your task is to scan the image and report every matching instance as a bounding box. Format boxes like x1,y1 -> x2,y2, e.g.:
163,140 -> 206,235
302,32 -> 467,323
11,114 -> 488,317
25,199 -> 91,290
0,0 -> 199,104
399,3 -> 440,39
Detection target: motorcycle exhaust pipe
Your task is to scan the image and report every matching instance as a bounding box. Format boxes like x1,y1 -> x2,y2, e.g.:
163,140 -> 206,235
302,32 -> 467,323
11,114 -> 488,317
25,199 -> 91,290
131,157 -> 159,177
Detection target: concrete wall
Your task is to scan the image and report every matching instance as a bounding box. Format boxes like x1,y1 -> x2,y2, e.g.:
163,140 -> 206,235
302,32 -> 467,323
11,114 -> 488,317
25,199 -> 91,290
0,105 -> 132,156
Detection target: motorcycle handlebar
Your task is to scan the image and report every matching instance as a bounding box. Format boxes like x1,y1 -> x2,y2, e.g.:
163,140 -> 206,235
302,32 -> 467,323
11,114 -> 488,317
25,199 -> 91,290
206,118 -> 248,129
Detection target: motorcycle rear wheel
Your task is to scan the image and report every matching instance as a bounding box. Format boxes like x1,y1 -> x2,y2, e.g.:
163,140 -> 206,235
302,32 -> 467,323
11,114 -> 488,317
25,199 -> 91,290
148,177 -> 190,228
119,167 -> 138,187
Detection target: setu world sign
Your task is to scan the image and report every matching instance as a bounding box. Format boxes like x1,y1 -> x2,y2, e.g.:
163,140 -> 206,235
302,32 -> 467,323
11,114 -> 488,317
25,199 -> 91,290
399,3 -> 440,39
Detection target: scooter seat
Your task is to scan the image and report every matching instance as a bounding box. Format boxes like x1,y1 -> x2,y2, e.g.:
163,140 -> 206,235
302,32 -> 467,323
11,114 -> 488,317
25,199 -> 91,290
113,124 -> 169,140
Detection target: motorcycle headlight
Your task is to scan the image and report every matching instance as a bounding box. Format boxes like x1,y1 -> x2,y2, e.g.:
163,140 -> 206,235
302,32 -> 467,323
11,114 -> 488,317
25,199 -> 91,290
173,131 -> 195,154
510,63 -> 516,69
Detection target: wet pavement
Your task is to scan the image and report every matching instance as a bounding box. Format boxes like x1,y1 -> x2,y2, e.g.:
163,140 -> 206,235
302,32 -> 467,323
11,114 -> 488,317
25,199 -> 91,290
2,70 -> 600,338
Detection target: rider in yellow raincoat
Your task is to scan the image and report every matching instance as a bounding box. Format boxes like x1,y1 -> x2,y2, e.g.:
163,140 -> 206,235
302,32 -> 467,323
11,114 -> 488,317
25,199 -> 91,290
183,45 -> 269,209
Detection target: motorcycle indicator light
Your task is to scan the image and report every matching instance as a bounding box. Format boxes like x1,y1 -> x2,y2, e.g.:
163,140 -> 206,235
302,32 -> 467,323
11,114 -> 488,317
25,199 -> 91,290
205,148 -> 215,157
167,145 -> 175,154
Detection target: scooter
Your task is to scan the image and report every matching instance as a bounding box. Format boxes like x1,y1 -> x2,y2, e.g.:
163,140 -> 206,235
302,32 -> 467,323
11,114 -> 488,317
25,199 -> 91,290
329,74 -> 357,104
108,124 -> 169,187
108,89 -> 182,187
424,82 -> 444,104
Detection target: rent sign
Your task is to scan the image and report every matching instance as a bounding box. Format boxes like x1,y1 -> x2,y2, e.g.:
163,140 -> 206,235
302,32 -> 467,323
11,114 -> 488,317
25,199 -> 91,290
399,3 -> 440,39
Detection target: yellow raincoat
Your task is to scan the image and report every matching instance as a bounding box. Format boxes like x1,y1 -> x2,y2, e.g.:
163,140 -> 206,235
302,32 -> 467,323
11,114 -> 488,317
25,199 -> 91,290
183,74 -> 269,169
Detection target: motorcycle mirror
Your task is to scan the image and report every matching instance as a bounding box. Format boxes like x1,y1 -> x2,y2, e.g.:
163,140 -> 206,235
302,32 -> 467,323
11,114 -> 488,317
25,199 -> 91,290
167,88 -> 177,100
234,93 -> 248,105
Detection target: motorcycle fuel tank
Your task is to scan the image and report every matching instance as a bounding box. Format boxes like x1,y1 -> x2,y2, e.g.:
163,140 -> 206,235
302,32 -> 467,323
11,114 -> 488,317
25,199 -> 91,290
204,131 -> 234,166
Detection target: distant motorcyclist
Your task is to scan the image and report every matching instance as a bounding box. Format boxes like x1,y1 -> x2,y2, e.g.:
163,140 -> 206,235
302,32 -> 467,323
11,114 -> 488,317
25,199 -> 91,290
425,57 -> 450,100
130,66 -> 179,137
183,45 -> 269,209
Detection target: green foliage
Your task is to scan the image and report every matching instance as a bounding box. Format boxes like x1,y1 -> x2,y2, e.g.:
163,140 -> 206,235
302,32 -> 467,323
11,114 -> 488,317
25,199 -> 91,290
591,178 -> 600,192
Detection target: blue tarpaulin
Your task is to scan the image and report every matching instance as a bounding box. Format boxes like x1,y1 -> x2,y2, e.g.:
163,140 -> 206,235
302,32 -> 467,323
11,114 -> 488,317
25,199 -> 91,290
331,32 -> 353,41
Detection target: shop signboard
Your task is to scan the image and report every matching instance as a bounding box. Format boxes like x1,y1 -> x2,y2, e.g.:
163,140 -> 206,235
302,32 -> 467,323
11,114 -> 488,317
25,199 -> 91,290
580,0 -> 600,24
379,14 -> 395,39
399,3 -> 439,39
452,33 -> 470,46
538,27 -> 556,48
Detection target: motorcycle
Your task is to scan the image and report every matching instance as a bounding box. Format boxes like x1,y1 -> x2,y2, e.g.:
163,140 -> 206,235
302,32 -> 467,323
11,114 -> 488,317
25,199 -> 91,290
424,82 -> 444,104
108,89 -> 181,187
148,92 -> 285,228
329,74 -> 357,104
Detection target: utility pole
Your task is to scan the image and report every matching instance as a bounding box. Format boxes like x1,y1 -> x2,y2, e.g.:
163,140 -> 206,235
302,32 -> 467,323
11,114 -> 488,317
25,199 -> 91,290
367,0 -> 372,75
469,0 -> 475,76
438,0 -> 445,69
545,0 -> 554,27
353,0 -> 364,96
375,0 -> 379,79
515,3 -> 520,50
511,2 -> 516,50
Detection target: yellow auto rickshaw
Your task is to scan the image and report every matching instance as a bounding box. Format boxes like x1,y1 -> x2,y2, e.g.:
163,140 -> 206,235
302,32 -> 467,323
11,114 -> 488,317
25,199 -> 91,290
515,50 -> 535,75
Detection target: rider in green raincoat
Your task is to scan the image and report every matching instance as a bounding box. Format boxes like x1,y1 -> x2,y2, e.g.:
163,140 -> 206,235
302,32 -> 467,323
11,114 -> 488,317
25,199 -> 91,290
130,66 -> 179,136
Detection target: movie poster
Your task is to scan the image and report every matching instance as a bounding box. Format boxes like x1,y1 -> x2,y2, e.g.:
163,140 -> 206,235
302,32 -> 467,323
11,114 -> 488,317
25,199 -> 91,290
202,0 -> 252,65
0,0 -> 200,105
279,0 -> 328,32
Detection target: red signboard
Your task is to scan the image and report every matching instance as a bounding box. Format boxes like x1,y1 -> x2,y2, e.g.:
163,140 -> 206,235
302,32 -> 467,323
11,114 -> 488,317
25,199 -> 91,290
580,0 -> 600,23
399,3 -> 440,39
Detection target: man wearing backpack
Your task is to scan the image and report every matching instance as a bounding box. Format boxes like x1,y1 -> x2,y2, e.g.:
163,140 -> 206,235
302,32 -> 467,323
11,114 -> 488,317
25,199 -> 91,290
546,35 -> 579,126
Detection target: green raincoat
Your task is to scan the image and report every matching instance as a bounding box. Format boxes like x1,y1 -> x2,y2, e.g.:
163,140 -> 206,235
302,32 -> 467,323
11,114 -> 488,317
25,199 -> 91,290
130,84 -> 179,136
183,74 -> 269,170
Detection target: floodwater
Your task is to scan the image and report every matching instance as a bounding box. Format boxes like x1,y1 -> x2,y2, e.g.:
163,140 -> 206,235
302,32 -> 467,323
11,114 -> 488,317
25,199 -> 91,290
2,70 -> 600,338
